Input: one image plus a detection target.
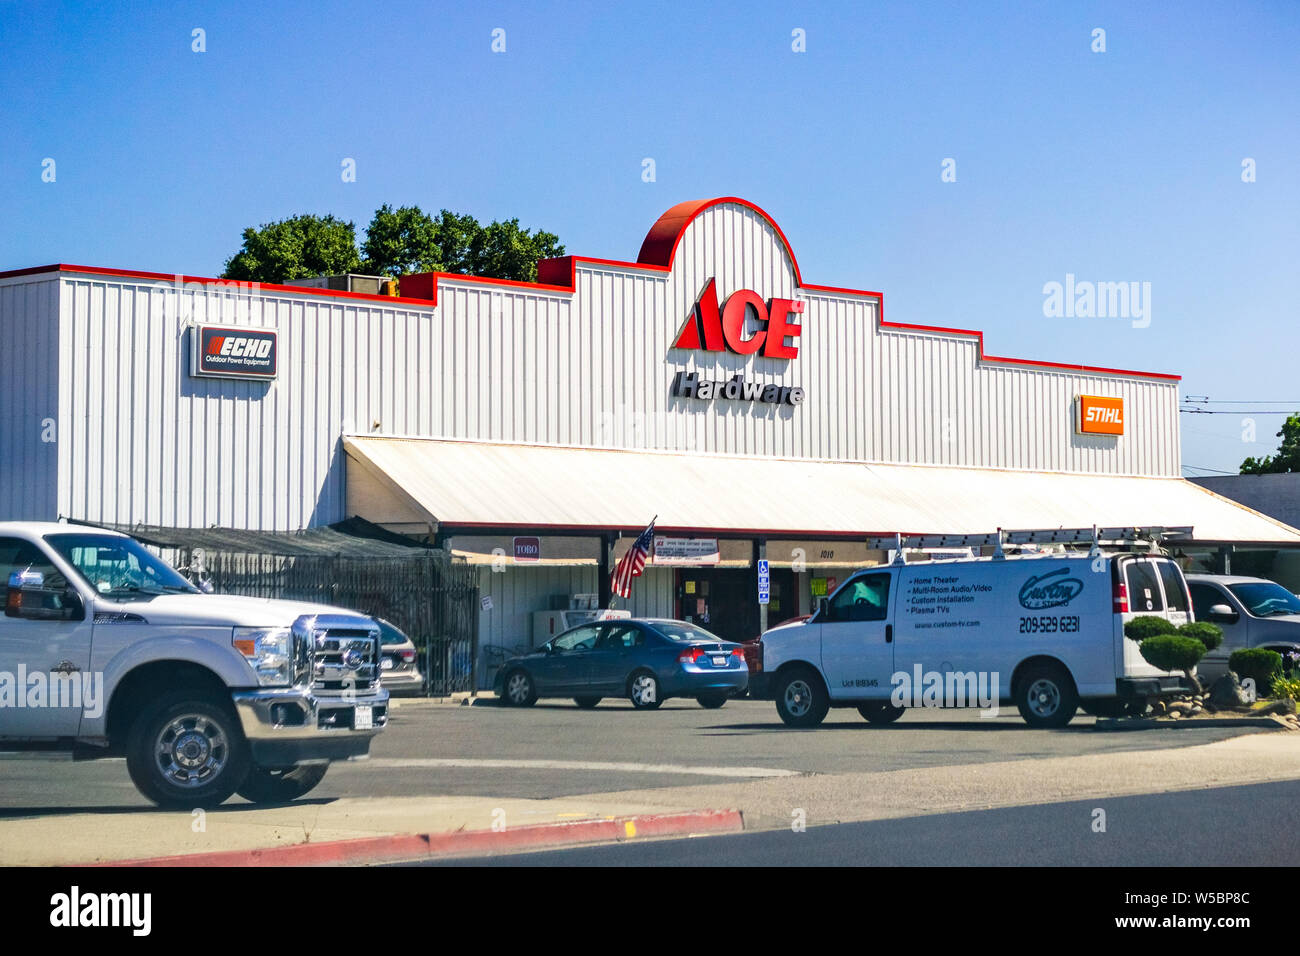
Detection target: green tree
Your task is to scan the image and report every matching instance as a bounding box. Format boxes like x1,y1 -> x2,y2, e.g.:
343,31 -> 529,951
360,204 -> 440,277
432,209 -> 481,274
224,206 -> 565,284
1138,634 -> 1206,692
467,217 -> 565,283
1241,413 -> 1300,474
222,214 -> 362,283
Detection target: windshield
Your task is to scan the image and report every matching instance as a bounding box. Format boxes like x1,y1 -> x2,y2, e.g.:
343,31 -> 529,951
651,620 -> 723,644
1228,582 -> 1300,618
44,533 -> 199,599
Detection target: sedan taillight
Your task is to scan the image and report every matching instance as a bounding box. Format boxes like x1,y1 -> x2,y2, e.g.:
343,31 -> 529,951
731,647 -> 745,662
678,647 -> 704,664
401,650 -> 416,663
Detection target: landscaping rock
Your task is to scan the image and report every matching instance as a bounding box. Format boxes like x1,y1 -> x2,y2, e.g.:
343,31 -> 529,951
1208,673 -> 1251,709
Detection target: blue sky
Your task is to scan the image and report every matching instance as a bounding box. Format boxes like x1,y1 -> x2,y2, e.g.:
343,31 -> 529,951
2,0 -> 1296,474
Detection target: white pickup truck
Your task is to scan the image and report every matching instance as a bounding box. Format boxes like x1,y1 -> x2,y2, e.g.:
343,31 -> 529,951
752,543 -> 1195,728
0,522 -> 389,806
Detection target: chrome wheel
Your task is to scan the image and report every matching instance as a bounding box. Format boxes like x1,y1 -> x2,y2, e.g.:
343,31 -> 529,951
1026,678 -> 1061,718
630,674 -> 659,707
783,679 -> 813,718
154,713 -> 229,788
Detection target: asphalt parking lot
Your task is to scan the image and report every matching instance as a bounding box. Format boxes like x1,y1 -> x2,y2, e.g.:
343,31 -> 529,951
0,697 -> 1271,810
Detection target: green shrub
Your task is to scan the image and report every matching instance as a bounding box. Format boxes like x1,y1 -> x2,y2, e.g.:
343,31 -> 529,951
1125,615 -> 1178,643
1230,648 -> 1284,694
1139,635 -> 1206,683
1272,676 -> 1300,702
1179,621 -> 1224,652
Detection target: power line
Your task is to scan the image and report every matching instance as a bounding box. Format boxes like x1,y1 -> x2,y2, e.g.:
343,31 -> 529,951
1180,409 -> 1296,414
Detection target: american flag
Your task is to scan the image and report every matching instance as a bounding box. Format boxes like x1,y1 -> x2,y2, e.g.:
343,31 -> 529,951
610,517 -> 656,600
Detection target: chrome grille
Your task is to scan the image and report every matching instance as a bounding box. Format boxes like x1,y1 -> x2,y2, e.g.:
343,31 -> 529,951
292,616 -> 381,695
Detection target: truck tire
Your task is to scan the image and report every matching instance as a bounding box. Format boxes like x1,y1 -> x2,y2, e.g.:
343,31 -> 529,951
125,691 -> 251,808
237,763 -> 329,803
858,701 -> 905,724
1015,664 -> 1079,728
774,666 -> 829,727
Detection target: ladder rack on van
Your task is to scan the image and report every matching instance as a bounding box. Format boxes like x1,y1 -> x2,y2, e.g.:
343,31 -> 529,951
865,526 -> 1194,563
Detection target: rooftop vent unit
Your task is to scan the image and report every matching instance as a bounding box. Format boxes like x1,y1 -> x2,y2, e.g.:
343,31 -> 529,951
282,273 -> 395,296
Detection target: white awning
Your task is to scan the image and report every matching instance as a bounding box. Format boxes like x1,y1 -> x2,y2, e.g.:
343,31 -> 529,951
342,436 -> 1300,546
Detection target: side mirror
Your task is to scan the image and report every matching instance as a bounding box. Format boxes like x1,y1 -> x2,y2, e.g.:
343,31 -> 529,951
5,570 -> 82,621
1207,604 -> 1239,624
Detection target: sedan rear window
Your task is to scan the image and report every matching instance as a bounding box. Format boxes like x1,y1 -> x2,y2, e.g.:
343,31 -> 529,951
652,621 -> 722,643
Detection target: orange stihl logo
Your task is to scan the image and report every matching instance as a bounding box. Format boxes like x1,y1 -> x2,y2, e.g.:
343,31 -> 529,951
1077,395 -> 1124,435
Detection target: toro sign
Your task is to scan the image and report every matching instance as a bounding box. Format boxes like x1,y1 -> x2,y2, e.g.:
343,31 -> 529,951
1075,394 -> 1124,436
671,278 -> 802,359
192,324 -> 278,380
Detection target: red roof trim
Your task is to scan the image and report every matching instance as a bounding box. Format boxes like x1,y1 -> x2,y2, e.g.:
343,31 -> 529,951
0,198 -> 1183,382
0,264 -> 439,308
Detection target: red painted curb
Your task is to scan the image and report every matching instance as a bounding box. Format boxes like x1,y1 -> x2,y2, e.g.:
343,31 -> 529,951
87,809 -> 744,867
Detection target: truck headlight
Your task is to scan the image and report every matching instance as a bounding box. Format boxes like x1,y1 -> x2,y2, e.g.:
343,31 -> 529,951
234,627 -> 294,686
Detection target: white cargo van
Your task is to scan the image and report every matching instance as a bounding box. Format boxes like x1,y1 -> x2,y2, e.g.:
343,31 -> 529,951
751,529 -> 1195,728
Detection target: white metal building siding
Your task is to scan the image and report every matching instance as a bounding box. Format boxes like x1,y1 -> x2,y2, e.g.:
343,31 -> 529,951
429,202 -> 1180,474
28,199 -> 1181,529
0,276 -> 61,520
55,275 -> 445,530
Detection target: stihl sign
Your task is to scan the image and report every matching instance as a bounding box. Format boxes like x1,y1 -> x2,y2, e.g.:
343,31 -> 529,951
671,278 -> 803,359
1075,394 -> 1124,435
192,324 -> 278,380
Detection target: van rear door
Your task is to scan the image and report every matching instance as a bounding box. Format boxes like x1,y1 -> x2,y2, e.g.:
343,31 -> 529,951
1116,556 -> 1192,678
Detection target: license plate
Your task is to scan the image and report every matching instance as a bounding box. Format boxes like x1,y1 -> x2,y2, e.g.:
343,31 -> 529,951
381,658 -> 395,670
354,705 -> 373,730
712,656 -> 728,667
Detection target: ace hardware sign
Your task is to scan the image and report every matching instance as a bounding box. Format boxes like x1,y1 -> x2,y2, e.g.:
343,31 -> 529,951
669,278 -> 806,407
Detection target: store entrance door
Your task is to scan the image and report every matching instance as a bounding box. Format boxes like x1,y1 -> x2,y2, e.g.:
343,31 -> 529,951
674,567 -> 796,644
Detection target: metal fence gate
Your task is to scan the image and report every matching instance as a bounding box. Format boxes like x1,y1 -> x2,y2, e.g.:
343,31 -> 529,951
175,549 -> 481,696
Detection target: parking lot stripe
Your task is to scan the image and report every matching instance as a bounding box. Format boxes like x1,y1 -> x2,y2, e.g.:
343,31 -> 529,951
366,758 -> 800,778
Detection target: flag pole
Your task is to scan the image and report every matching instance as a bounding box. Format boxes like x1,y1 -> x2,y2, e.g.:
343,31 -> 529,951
608,515 -> 657,611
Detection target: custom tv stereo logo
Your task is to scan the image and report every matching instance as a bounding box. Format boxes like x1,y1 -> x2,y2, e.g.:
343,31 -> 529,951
191,324 -> 278,380
671,278 -> 803,359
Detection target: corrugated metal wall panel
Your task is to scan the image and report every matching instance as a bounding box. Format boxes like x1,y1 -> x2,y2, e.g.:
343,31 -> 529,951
46,200 -> 1181,531
0,276 -> 61,520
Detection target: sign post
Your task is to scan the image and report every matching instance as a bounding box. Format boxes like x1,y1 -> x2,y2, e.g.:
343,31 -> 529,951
755,541 -> 769,636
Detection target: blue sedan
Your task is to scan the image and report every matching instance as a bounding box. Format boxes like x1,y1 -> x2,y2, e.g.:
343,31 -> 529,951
493,618 -> 749,710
